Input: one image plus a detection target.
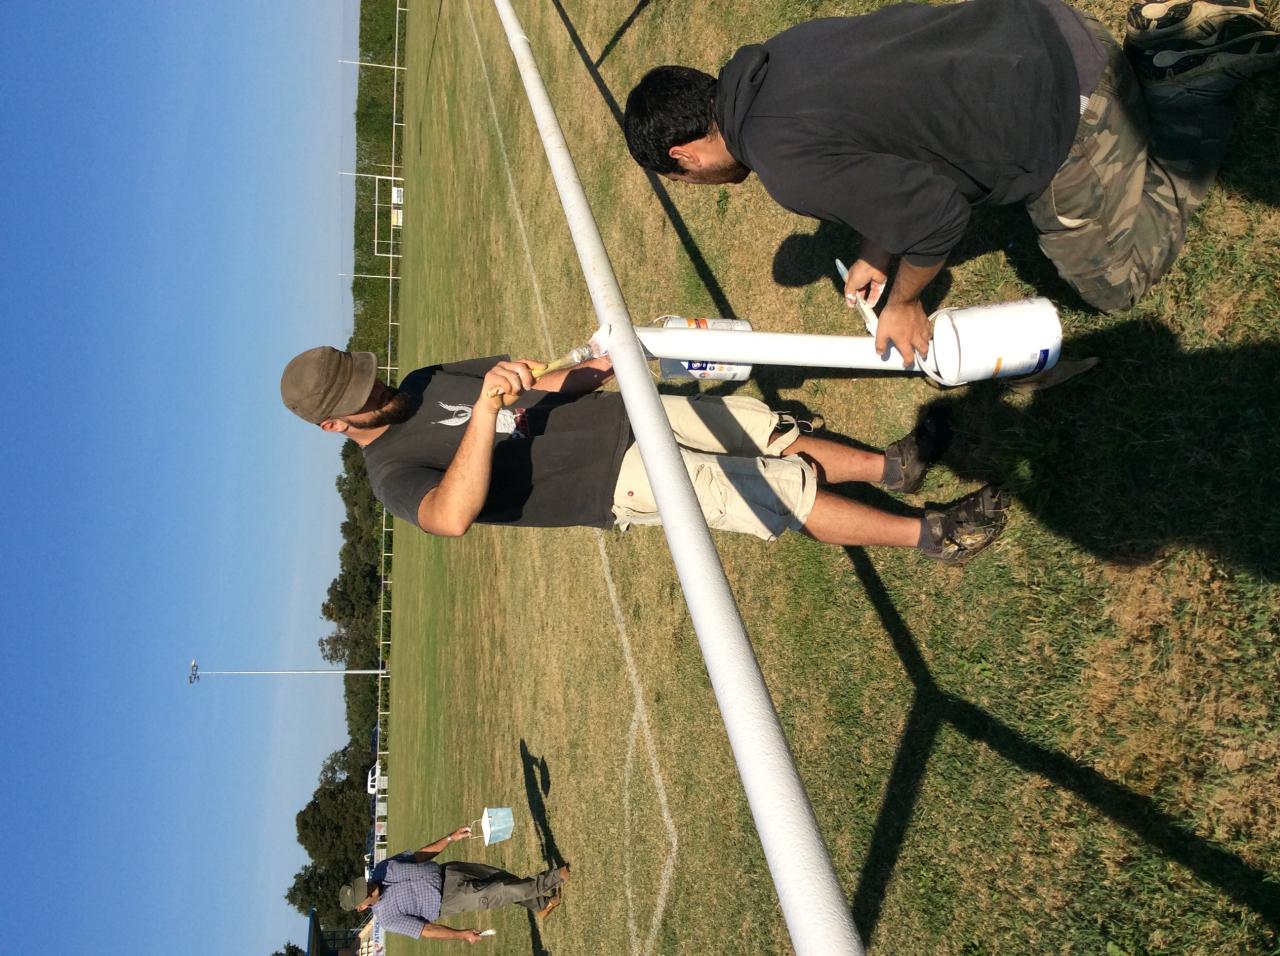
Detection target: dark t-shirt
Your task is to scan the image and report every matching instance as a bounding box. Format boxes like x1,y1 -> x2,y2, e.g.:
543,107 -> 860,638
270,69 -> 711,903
362,356 -> 633,529
714,0 -> 1085,265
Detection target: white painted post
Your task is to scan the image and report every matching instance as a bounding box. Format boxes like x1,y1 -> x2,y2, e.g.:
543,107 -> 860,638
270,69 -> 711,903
634,325 -> 911,370
486,2 -> 864,953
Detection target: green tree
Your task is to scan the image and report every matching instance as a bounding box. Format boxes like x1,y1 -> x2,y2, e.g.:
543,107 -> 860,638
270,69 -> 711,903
296,777 -> 370,866
285,862 -> 354,926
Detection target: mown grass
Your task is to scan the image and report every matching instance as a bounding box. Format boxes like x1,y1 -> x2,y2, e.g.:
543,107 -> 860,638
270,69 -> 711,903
385,0 -> 1279,952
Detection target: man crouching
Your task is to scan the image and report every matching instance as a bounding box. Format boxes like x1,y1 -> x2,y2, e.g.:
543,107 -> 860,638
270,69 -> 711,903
281,347 -> 1006,563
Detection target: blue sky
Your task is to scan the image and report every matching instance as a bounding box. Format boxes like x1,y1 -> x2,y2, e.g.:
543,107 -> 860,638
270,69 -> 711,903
0,2 -> 365,951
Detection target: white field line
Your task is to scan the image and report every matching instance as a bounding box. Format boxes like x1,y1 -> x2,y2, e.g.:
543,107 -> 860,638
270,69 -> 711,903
461,3 -> 679,953
598,532 -> 680,956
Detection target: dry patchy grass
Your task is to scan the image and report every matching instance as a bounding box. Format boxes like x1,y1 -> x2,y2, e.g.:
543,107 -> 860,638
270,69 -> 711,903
385,0 -> 1280,953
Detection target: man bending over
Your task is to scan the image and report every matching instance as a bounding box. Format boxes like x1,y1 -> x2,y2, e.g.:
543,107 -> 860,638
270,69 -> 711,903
624,0 -> 1278,361
280,346 -> 1007,563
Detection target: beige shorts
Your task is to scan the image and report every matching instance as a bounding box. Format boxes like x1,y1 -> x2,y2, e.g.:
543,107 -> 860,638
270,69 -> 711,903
611,394 -> 817,541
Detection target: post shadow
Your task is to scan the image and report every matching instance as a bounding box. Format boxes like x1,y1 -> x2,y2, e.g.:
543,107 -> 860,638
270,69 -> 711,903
843,546 -> 1280,945
549,0 -> 734,321
595,0 -> 654,68
924,322 -> 1280,580
519,739 -> 563,956
422,0 -> 448,110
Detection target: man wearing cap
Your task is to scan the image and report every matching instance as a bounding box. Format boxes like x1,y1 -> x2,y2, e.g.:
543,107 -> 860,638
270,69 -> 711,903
279,345 -> 1008,563
339,824 -> 570,943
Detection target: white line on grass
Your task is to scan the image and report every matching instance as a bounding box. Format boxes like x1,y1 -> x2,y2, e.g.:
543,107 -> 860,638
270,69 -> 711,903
599,533 -> 679,956
461,3 -> 679,953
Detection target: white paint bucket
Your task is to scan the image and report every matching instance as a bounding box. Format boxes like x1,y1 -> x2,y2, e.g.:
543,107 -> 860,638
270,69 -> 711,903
920,297 -> 1062,386
655,316 -> 754,381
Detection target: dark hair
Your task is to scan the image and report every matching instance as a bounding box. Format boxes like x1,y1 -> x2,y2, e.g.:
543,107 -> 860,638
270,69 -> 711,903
623,66 -> 717,175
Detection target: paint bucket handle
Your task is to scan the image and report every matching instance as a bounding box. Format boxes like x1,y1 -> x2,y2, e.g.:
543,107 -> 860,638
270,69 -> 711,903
913,347 -> 953,387
911,314 -> 955,387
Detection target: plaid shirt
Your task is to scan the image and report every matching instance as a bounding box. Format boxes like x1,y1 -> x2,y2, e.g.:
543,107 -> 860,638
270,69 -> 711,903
370,851 -> 445,938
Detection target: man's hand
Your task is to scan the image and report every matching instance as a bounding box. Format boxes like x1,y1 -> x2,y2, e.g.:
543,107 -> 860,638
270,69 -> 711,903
421,924 -> 489,943
480,360 -> 538,411
844,256 -> 889,308
875,299 -> 931,368
449,825 -> 473,842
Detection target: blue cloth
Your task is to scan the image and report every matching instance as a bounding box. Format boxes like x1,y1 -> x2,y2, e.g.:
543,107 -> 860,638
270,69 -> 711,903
370,850 -> 445,938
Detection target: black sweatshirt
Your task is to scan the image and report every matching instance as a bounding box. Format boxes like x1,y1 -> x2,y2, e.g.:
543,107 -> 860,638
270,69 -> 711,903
715,0 -> 1082,265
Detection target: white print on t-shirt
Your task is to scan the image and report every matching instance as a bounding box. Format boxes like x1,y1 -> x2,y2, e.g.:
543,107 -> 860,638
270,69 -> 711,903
433,402 -> 529,439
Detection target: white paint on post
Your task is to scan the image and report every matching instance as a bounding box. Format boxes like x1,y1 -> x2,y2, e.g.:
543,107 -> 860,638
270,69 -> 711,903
634,325 -> 911,370
485,1 -> 864,953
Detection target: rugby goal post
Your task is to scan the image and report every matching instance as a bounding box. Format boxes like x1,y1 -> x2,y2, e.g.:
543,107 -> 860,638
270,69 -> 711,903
485,2 -> 865,953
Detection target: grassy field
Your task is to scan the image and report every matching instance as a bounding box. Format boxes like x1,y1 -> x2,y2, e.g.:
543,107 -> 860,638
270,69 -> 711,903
384,0 -> 1280,952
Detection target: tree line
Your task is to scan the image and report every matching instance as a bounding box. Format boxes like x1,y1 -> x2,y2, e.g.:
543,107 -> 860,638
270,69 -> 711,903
281,445 -> 387,933
271,0 -> 402,949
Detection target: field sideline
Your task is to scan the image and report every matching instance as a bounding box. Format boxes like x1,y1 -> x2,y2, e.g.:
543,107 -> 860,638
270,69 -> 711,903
384,0 -> 1279,952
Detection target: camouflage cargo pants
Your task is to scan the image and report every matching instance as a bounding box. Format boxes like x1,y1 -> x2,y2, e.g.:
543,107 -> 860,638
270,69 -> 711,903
1026,19 -> 1234,312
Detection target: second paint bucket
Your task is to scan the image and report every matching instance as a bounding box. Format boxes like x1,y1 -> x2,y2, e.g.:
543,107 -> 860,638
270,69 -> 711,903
922,297 -> 1062,386
655,315 -> 754,381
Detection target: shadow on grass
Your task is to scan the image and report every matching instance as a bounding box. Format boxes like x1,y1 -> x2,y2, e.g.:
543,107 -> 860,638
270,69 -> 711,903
844,547 -> 1280,944
520,739 -> 563,956
1217,77 -> 1280,207
422,0 -> 448,109
773,204 -> 1088,316
595,0 -> 653,68
549,0 -> 733,323
535,7 -> 1280,939
925,321 -> 1280,580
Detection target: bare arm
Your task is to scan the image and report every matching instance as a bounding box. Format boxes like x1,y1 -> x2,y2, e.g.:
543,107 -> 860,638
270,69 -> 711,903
419,924 -> 484,944
876,257 -> 946,367
887,257 -> 946,311
415,362 -> 536,537
412,826 -> 472,862
529,355 -> 613,395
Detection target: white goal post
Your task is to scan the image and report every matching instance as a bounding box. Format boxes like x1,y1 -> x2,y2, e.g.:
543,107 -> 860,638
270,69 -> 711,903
486,2 -> 865,953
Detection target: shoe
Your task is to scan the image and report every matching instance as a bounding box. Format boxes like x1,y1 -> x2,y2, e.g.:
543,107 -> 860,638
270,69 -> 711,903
882,408 -> 950,494
921,485 -> 1010,565
558,863 -> 571,885
1131,13 -> 1279,85
535,892 -> 562,920
1126,0 -> 1258,45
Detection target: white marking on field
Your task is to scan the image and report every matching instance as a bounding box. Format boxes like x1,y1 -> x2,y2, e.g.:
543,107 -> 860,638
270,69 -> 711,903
461,3 -> 678,952
599,534 -> 679,955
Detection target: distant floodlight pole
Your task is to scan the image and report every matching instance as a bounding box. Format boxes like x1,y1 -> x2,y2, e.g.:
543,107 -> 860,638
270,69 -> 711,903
337,59 -> 405,71
187,659 -> 385,684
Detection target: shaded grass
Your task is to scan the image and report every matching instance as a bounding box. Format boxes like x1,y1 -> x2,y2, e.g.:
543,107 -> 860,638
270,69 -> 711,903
384,0 -> 1280,953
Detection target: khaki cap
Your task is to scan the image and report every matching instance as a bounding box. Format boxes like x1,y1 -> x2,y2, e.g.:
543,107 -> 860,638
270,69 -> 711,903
338,876 -> 370,911
280,347 -> 378,424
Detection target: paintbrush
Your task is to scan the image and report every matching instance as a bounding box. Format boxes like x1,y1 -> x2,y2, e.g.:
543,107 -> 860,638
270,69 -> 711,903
484,341 -> 603,401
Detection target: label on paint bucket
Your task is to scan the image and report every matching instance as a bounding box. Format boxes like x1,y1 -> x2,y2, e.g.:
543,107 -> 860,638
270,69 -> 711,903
923,298 -> 1062,386
655,316 -> 754,381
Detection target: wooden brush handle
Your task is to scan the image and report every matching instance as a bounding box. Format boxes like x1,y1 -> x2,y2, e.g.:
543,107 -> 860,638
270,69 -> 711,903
484,351 -> 580,399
